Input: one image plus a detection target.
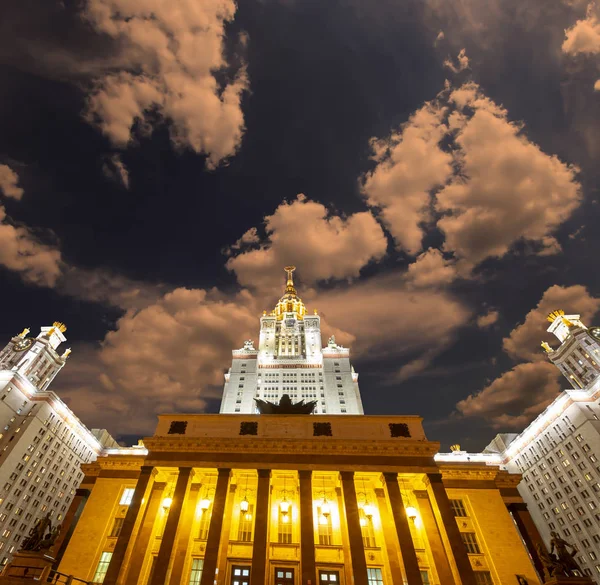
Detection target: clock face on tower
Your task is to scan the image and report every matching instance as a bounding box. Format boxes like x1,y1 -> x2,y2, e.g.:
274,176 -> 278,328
285,318 -> 295,328
13,338 -> 33,352
590,327 -> 600,341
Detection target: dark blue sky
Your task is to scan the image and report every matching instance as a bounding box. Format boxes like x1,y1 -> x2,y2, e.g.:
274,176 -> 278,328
1,0 -> 600,449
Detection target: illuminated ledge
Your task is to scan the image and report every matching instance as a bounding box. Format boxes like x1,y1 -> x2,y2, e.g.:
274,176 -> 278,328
434,452 -> 503,465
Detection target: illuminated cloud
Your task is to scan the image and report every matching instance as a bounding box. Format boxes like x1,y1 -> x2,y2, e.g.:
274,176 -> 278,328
443,48 -> 470,73
0,205 -> 62,286
227,194 -> 388,292
405,248 -> 457,288
83,0 -> 248,168
476,310 -> 499,328
0,164 -> 24,200
562,4 -> 600,55
102,154 -> 130,189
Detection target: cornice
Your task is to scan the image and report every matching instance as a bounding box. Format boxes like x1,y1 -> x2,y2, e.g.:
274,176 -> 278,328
438,466 -> 500,482
143,436 -> 440,458
94,456 -> 146,471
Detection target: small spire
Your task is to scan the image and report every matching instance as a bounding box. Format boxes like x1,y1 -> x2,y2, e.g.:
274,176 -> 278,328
541,341 -> 553,353
547,309 -> 565,323
284,265 -> 297,296
450,444 -> 461,452
61,348 -> 72,359
53,321 -> 67,333
18,328 -> 30,338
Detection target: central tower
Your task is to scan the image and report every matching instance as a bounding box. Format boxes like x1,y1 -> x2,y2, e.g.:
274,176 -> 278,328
220,267 -> 364,414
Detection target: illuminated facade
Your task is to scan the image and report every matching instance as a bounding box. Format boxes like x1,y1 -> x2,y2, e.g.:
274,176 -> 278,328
0,324 -> 117,566
483,310 -> 600,582
52,414 -> 542,585
220,267 -> 363,415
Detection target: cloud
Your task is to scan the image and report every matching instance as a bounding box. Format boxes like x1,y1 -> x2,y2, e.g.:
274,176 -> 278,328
362,102 -> 453,254
0,165 -> 24,200
436,83 -> 581,267
476,310 -> 499,328
362,82 -> 581,267
434,31 -> 445,46
443,48 -> 470,73
595,79 -> 600,90
562,4 -> 600,55
227,194 -> 388,292
405,248 -> 457,288
0,204 -> 63,286
456,361 -> 561,429
83,0 -> 248,169
503,284 -> 600,361
102,154 -> 129,189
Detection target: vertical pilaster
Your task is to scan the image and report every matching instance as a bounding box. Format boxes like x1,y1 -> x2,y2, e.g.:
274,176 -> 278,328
427,473 -> 477,585
340,471 -> 369,585
124,482 -> 167,585
104,466 -> 155,585
507,502 -> 545,580
374,487 -> 405,584
200,468 -> 231,585
150,467 -> 193,585
414,490 -> 455,585
250,470 -> 271,585
298,470 -> 316,585
164,483 -> 201,585
383,473 -> 423,585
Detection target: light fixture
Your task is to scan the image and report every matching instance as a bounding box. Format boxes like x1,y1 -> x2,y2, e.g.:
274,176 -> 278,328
406,506 -> 418,520
199,497 -> 211,511
162,497 -> 172,510
240,498 -> 249,513
363,503 -> 375,519
320,500 -> 330,517
280,499 -> 290,515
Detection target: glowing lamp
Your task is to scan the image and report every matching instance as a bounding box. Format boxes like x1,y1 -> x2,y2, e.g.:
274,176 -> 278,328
320,501 -> 331,517
199,498 -> 211,511
161,497 -> 172,510
363,504 -> 375,519
240,498 -> 249,513
405,506 -> 418,520
280,500 -> 290,515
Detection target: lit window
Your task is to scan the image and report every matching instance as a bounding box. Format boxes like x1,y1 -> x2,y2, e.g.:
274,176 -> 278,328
188,559 -> 204,585
367,568 -> 384,585
450,499 -> 467,517
119,488 -> 135,506
474,572 -> 494,585
461,532 -> 481,554
92,552 -> 113,583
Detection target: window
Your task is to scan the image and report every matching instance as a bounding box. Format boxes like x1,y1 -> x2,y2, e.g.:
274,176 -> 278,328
230,566 -> 250,585
420,571 -> 431,585
474,572 -> 493,585
188,559 -> 203,585
278,511 -> 292,544
317,505 -> 333,545
367,568 -> 384,585
109,517 -> 124,538
238,505 -> 254,542
92,552 -> 112,583
360,508 -> 376,547
450,499 -> 467,517
461,532 -> 481,554
119,488 -> 135,506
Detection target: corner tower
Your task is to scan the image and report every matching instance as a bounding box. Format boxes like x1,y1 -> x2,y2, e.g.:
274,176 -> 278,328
541,309 -> 600,389
220,267 -> 363,414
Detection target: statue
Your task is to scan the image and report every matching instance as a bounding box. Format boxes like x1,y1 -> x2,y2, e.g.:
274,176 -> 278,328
536,542 -> 568,580
37,524 -> 62,552
255,394 -> 317,414
20,513 -> 55,553
550,532 -> 583,577
328,335 -> 336,346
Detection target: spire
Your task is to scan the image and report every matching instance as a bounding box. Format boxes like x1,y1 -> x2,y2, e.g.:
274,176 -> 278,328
284,265 -> 297,296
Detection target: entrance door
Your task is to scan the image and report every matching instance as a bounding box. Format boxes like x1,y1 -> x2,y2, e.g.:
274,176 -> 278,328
319,570 -> 341,584
230,565 -> 251,585
274,567 -> 295,585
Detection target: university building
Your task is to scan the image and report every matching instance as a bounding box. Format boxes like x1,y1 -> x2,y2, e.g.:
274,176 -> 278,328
51,270 -> 544,585
0,323 -> 118,567
484,310 -> 600,582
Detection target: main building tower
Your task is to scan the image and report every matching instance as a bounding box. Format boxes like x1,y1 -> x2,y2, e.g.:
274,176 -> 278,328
220,267 -> 363,414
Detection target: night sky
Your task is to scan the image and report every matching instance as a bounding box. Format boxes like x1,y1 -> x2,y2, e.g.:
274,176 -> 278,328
2,0 -> 600,450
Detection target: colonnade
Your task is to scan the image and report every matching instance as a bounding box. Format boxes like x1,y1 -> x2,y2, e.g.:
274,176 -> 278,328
101,467 -> 478,585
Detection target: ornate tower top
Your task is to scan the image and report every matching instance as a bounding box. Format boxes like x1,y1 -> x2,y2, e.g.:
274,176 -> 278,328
284,266 -> 297,296
269,266 -> 307,320
546,309 -> 586,343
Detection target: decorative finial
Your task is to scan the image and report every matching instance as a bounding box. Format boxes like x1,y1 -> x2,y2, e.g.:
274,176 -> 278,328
314,309 -> 318,315
284,265 -> 297,296
263,310 -> 267,316
61,348 -> 72,359
53,322 -> 67,333
450,444 -> 461,452
541,341 -> 553,353
18,328 -> 30,338
547,309 -> 565,323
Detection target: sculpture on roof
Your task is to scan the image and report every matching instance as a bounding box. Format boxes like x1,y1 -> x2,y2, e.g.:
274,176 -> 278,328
20,513 -> 61,553
255,394 -> 317,414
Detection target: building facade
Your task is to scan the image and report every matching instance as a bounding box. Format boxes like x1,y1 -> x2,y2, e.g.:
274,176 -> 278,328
220,267 -> 363,415
483,310 -> 600,582
55,414 -> 542,585
0,323 -> 118,566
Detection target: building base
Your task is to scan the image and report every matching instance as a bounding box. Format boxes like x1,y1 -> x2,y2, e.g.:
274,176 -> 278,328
0,551 -> 54,583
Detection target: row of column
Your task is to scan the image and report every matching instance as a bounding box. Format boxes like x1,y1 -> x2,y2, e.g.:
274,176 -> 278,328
103,467 -> 478,585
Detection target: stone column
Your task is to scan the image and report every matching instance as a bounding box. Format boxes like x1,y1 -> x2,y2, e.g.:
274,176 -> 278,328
507,502 -> 545,580
52,488 -> 91,567
250,470 -> 272,585
104,466 -> 155,585
150,468 -> 193,585
340,471 -> 369,585
200,468 -> 231,585
414,490 -> 455,585
383,473 -> 423,585
216,483 -> 238,579
374,488 -> 405,584
427,474 -> 476,585
298,470 -> 316,585
124,482 -> 167,585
